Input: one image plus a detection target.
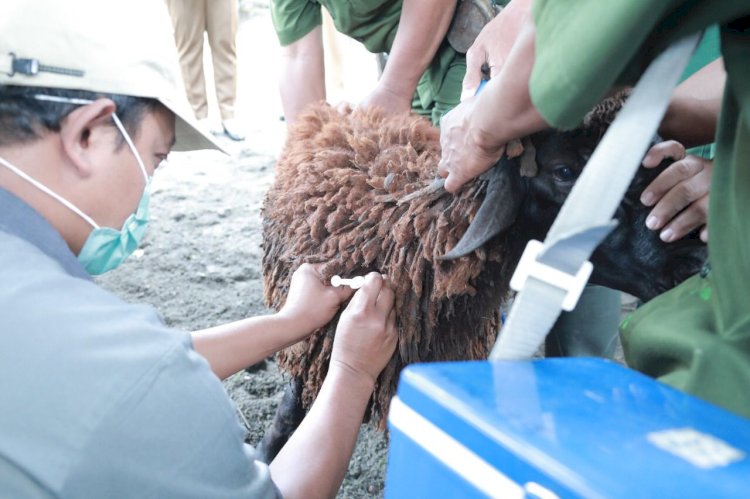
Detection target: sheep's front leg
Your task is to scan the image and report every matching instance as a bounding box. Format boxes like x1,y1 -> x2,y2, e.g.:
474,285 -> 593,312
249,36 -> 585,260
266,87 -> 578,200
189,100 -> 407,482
256,378 -> 305,463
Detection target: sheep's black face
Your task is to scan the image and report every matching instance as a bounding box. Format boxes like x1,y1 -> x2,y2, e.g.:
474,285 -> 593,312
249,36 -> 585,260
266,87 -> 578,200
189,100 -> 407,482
446,124 -> 706,301
594,160 -> 706,301
520,129 -> 706,302
520,128 -> 595,242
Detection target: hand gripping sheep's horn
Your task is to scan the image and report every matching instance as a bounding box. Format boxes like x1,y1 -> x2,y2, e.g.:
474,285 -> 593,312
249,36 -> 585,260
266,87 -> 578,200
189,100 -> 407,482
440,77 -> 526,261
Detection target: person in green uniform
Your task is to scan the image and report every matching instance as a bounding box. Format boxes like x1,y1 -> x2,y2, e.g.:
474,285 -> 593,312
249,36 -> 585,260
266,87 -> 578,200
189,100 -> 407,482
271,0 -> 483,125
438,0 -> 750,418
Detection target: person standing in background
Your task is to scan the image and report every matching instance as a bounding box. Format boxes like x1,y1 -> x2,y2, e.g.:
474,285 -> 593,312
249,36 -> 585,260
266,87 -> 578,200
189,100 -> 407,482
166,0 -> 246,141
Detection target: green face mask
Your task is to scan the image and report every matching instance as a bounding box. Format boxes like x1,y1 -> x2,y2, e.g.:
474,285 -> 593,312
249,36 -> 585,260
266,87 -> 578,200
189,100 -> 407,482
76,179 -> 151,275
0,94 -> 152,275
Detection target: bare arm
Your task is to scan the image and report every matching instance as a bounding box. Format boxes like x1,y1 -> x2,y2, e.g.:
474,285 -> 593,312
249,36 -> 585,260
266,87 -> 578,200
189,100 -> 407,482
359,0 -> 456,115
270,273 -> 397,499
280,26 -> 326,125
192,314 -> 309,380
659,58 -> 725,148
270,367 -> 375,499
191,264 -> 352,380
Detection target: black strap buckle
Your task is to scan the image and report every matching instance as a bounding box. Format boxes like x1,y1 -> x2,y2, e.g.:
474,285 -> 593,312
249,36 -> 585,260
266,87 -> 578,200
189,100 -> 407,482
8,53 -> 40,76
5,53 -> 83,78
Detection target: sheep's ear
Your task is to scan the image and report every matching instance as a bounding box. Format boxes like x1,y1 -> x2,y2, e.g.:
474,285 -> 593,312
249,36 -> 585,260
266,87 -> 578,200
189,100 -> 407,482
440,157 -> 522,260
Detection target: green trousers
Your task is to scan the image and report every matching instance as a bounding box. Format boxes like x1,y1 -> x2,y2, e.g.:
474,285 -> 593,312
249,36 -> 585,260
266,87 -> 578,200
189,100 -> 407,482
410,41 -> 466,126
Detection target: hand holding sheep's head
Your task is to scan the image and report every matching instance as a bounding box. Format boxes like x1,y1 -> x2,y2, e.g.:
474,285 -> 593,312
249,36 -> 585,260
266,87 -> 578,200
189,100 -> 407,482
442,92 -> 706,300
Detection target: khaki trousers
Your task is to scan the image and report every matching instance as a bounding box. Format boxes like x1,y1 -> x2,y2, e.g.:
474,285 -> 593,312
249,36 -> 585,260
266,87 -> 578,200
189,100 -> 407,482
165,0 -> 238,121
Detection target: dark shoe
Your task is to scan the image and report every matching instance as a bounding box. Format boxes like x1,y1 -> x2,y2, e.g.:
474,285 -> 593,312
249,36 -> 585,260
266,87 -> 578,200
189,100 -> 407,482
222,119 -> 246,141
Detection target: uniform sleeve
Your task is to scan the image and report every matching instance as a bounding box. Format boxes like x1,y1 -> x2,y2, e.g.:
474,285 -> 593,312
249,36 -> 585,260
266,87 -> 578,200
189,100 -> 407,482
60,337 -> 281,499
528,0 -> 750,129
271,0 -> 322,46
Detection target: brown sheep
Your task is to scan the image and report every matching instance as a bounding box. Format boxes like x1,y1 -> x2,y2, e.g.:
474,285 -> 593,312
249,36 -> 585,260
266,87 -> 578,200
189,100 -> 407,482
258,99 -> 706,460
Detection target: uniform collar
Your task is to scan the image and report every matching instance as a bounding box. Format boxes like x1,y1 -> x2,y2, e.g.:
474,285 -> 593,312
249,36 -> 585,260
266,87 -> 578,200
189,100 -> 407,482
0,186 -> 91,280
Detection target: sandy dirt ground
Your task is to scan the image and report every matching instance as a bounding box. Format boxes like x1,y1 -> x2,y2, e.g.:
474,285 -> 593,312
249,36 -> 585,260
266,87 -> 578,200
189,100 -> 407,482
96,3 -> 389,497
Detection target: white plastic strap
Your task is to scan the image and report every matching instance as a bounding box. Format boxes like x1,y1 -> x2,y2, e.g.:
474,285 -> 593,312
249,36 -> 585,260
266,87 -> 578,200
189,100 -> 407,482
510,240 -> 593,312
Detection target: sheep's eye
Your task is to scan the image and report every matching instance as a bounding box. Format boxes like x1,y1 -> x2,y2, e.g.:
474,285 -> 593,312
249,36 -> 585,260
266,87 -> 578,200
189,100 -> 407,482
552,165 -> 576,182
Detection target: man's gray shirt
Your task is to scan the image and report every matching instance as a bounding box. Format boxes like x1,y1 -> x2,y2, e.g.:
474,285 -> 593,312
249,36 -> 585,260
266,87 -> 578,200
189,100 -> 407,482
0,187 -> 280,498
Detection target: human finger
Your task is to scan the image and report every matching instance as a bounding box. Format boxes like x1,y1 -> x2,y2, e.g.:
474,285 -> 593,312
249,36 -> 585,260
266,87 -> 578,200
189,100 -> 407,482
646,170 -> 709,232
641,140 -> 686,168
641,155 -> 705,207
349,272 -> 384,310
658,196 -> 709,242
441,145 -> 503,193
329,281 -> 355,301
461,46 -> 485,102
444,170 -> 474,193
437,156 -> 449,178
297,262 -> 317,275
299,263 -> 353,301
374,277 -> 395,315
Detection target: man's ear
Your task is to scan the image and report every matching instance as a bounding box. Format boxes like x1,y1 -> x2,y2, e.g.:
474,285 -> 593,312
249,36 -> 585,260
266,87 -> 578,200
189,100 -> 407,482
59,98 -> 117,177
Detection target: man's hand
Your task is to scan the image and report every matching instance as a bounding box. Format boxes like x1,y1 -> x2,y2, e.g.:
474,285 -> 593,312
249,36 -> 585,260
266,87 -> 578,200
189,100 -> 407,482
356,0 -> 455,119
269,271 -> 397,499
460,0 -> 532,101
277,263 -> 354,333
439,18 -> 546,194
640,141 -> 711,243
437,95 -> 506,193
331,272 -> 397,385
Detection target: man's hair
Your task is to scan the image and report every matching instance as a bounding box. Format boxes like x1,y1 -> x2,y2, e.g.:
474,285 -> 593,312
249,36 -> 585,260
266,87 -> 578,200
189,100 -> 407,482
0,86 -> 162,147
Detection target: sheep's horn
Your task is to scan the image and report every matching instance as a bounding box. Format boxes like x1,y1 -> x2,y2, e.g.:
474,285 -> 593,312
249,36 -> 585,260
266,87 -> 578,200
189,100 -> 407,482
440,157 -> 522,260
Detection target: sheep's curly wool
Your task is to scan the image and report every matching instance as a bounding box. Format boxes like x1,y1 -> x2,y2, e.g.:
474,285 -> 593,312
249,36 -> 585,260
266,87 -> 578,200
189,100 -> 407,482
262,105 -> 524,427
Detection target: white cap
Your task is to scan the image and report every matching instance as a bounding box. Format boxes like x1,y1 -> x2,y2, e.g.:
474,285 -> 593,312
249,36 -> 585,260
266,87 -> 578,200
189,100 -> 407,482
0,0 -> 223,152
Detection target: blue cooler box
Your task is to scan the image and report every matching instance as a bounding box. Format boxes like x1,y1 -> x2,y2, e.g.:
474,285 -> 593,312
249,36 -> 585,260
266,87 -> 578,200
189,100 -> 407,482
385,358 -> 750,498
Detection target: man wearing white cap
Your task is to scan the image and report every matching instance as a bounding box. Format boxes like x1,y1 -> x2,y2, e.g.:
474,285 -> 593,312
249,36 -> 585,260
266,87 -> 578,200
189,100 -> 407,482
0,1 -> 397,497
